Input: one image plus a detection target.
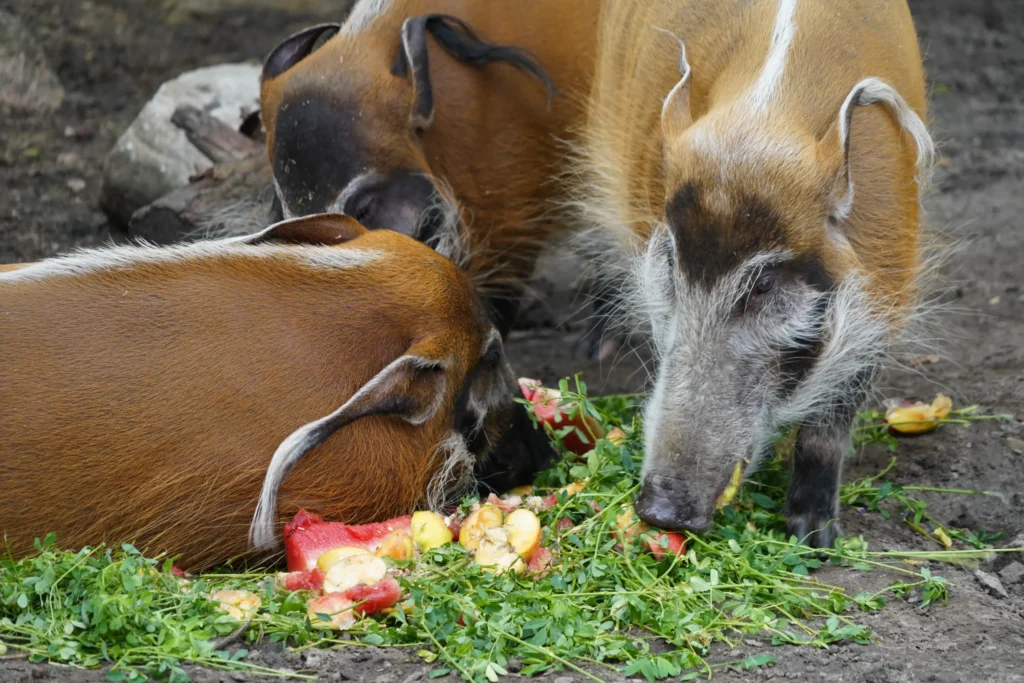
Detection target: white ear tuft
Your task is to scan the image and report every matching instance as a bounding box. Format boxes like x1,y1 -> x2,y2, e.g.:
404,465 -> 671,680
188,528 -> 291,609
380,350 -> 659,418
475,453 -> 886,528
831,77 -> 935,221
656,27 -> 693,139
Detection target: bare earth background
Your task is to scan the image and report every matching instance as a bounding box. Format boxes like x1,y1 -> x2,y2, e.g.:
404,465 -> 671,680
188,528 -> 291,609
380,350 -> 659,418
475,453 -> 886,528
1,0 -> 1022,681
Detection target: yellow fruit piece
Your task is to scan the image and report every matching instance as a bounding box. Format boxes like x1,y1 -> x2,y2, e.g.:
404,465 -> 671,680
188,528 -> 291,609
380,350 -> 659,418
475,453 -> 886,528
508,485 -> 534,496
475,527 -> 526,574
714,461 -> 745,510
504,509 -> 542,561
606,427 -> 627,446
316,546 -> 372,573
459,504 -> 505,552
209,589 -> 261,620
886,394 -> 954,435
322,554 -> 388,594
375,530 -> 414,561
559,480 -> 586,497
411,510 -> 453,552
933,527 -> 953,549
616,504 -> 637,533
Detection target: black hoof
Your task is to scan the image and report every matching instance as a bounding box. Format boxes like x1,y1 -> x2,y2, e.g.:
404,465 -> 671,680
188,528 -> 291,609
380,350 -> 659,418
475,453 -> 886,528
785,514 -> 841,551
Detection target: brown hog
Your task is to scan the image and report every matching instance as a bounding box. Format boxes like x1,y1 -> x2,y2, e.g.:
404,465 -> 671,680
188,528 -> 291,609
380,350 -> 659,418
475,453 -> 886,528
0,214 -> 553,570
258,0 -> 602,333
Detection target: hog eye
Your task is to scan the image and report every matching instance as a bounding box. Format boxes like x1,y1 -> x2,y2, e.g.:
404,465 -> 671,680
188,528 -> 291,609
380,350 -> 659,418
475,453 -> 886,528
753,273 -> 776,296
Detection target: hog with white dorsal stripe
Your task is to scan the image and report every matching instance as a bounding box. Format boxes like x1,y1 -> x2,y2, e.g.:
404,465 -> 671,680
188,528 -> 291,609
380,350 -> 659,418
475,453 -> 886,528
570,0 -> 934,547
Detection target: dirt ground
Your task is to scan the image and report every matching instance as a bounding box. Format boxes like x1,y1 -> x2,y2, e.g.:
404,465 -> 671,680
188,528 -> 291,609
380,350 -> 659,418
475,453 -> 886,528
1,0 -> 1022,681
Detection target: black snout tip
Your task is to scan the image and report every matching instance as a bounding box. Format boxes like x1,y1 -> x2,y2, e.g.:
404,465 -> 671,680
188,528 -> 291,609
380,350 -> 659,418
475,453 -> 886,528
635,474 -> 711,533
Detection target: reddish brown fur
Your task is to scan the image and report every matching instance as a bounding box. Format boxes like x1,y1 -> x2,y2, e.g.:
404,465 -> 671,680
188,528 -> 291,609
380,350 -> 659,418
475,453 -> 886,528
260,0 -> 601,293
0,220 -> 496,570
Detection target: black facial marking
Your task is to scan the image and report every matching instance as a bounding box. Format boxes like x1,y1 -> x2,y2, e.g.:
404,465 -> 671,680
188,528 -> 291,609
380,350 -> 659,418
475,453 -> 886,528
273,97 -> 369,215
475,401 -> 557,494
666,183 -> 787,288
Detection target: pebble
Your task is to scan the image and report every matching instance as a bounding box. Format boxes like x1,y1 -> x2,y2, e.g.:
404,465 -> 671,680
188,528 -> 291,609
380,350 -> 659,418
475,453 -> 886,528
553,677 -> 575,683
56,152 -> 81,167
998,561 -> 1024,585
304,650 -> 323,668
1006,437 -> 1024,455
974,569 -> 1009,599
67,177 -> 86,193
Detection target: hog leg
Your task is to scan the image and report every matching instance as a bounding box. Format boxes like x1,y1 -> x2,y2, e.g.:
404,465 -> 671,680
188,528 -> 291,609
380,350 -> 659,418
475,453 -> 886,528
785,367 -> 875,549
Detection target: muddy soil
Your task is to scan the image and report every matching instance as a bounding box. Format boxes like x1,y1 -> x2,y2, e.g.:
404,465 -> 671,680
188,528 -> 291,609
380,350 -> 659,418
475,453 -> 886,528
1,0 -> 1022,681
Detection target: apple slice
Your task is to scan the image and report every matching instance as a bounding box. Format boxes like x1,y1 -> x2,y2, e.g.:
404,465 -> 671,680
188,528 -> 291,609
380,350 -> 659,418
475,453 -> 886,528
322,553 -> 388,594
504,509 -> 542,561
209,589 -> 261,620
714,460 -> 745,510
475,527 -> 526,574
606,427 -> 627,446
316,546 -> 372,573
644,531 -> 687,560
885,394 -> 952,435
375,530 -> 414,561
459,505 -> 505,552
527,547 -> 554,575
411,510 -> 453,552
518,378 -> 604,455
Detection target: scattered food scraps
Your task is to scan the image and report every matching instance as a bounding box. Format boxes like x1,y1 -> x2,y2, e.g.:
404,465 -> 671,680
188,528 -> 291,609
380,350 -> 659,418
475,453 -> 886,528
885,394 -> 953,435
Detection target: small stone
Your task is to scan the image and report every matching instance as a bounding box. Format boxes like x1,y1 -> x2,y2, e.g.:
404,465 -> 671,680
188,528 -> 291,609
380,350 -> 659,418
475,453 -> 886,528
1009,533 -> 1024,549
553,677 -> 575,683
974,569 -> 1009,599
0,10 -> 64,114
1006,437 -> 1024,455
56,152 -> 81,167
998,562 -> 1024,585
303,650 -> 323,668
67,178 -> 86,193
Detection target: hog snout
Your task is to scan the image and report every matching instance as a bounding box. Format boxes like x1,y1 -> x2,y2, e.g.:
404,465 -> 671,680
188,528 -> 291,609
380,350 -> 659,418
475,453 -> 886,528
634,473 -> 711,532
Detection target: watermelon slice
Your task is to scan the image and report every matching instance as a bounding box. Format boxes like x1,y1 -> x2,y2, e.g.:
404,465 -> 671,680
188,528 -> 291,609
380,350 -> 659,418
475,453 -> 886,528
278,568 -> 325,592
307,578 -> 403,631
519,378 -> 604,455
344,577 -> 402,616
284,509 -> 412,571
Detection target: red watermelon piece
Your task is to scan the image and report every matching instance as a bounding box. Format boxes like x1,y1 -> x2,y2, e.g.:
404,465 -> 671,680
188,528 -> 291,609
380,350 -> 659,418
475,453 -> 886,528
284,509 -> 412,571
518,378 -> 604,455
343,577 -> 402,615
278,568 -> 325,593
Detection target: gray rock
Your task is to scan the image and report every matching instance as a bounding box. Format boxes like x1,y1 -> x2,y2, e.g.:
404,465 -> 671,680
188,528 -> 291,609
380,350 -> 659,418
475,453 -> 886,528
100,63 -> 261,227
0,11 -> 64,114
974,569 -> 1009,599
1009,533 -> 1024,549
998,561 -> 1024,585
1006,436 -> 1024,455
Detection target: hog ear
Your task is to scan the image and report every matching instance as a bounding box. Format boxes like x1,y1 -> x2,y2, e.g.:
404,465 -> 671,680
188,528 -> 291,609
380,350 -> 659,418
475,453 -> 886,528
392,14 -> 557,133
660,35 -> 693,140
242,213 -> 367,246
262,23 -> 341,81
395,15 -> 437,131
249,339 -> 451,550
821,77 -> 935,225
